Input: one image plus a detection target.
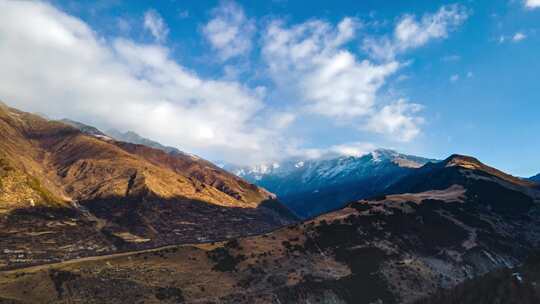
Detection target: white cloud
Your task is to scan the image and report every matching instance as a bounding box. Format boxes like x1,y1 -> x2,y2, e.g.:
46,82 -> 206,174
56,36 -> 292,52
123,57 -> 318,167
261,17 -> 426,142
365,100 -> 424,142
364,4 -> 469,60
0,0 -> 450,164
525,0 -> 540,9
203,1 -> 255,60
450,74 -> 460,82
262,18 -> 400,118
285,142 -> 377,160
498,32 -> 527,44
328,142 -> 377,157
144,9 -> 169,43
0,0 -> 285,165
466,71 -> 473,78
512,32 -> 527,42
269,112 -> 296,129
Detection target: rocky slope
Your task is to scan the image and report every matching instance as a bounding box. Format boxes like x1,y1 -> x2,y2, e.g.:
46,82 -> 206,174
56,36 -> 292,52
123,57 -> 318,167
415,251 -> 540,304
530,173 -> 540,183
227,150 -> 435,218
2,154 -> 539,303
0,102 -> 296,269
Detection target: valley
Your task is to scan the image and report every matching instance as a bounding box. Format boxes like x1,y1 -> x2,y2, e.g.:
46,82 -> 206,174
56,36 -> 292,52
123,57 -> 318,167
1,128 -> 540,303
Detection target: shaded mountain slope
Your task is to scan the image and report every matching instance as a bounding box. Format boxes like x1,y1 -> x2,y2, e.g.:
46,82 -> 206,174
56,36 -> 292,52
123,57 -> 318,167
385,154 -> 539,205
2,154 -> 539,303
415,251 -> 540,304
0,102 -> 295,269
228,150 -> 436,218
531,173 -> 540,183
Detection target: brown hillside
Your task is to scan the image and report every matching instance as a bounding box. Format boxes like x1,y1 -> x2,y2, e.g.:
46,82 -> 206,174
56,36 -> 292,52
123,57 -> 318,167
0,103 -> 274,209
0,102 -> 295,270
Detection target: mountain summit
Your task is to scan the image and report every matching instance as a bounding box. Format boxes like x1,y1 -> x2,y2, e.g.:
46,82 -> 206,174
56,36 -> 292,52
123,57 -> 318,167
227,149 -> 436,218
385,154 -> 537,196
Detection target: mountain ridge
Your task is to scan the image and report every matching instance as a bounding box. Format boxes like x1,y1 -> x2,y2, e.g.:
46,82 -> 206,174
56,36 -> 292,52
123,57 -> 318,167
56,117 -> 276,206
226,149 -> 437,218
2,151 -> 539,303
106,129 -> 185,156
0,103 -> 296,270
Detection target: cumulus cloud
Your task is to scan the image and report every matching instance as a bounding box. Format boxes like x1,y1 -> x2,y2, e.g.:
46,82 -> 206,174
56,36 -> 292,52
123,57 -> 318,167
143,9 -> 169,43
512,32 -> 527,42
269,112 -> 296,129
261,17 -> 426,142
0,0 -> 465,164
525,0 -> 540,9
0,0 -> 283,165
498,32 -> 528,44
262,18 -> 400,118
364,4 -> 469,60
203,1 -> 255,60
365,100 -> 424,142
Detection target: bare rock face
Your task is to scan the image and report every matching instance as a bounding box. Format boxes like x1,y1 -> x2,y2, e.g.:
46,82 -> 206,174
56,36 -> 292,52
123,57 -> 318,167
0,103 -> 296,269
1,152 -> 539,304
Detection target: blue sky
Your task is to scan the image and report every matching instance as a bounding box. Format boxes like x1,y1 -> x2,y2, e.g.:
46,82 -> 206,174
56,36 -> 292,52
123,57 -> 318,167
0,0 -> 539,176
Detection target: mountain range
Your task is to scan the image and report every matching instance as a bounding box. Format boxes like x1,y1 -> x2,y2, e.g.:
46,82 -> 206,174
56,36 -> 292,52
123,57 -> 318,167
227,150 -> 436,218
531,173 -> 540,183
1,152 -> 539,303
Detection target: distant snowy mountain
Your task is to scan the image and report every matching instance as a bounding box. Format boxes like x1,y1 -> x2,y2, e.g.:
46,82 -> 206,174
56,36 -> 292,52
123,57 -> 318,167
225,149 -> 437,218
60,119 -> 108,137
106,129 -> 184,155
60,119 -> 200,160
